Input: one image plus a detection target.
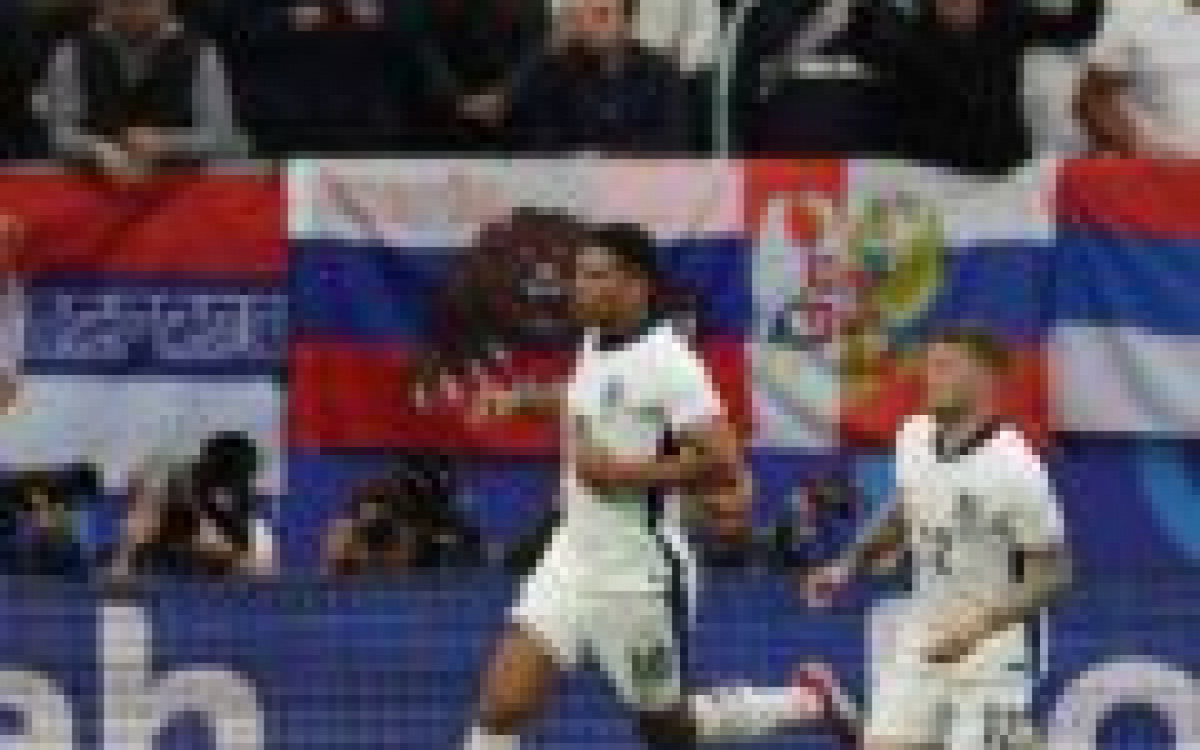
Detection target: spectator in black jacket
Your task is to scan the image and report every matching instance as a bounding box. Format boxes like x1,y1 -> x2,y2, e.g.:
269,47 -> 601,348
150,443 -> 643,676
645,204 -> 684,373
39,0 -> 248,181
852,0 -> 1101,176
508,0 -> 692,154
403,0 -> 550,151
0,3 -> 47,160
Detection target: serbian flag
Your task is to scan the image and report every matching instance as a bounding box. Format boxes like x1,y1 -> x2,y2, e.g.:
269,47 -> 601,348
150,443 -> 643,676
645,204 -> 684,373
0,172 -> 285,497
1049,159 -> 1200,574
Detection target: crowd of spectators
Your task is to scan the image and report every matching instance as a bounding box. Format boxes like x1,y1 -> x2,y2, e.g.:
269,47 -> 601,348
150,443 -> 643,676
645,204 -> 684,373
3,0 -> 1195,172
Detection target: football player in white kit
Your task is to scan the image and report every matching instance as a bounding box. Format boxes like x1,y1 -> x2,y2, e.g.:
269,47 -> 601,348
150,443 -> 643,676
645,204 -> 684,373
465,223 -> 855,749
807,328 -> 1072,750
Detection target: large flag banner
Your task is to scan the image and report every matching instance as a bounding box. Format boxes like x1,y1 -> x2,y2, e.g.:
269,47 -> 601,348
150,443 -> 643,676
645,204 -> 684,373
287,159 -> 754,563
748,159 -> 1056,450
0,173 -> 286,537
1048,160 -> 1200,576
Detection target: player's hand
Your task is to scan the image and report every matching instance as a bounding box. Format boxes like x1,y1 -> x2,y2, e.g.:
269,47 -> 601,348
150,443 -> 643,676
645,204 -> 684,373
922,613 -> 983,665
923,631 -> 975,665
467,380 -> 518,423
802,562 -> 851,609
574,446 -> 643,491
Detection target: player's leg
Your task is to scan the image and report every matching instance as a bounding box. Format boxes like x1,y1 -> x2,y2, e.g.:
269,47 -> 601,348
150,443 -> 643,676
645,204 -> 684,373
465,557 -> 579,749
948,660 -> 1038,750
863,655 -> 947,750
633,664 -> 861,746
465,624 -> 560,749
597,589 -> 846,747
587,583 -> 697,747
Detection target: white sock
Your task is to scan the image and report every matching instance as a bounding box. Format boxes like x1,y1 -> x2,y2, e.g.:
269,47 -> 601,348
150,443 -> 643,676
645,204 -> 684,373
464,726 -> 519,750
689,683 -> 825,740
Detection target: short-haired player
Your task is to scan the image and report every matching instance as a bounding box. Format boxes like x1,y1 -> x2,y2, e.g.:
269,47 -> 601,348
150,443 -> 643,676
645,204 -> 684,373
807,328 -> 1072,750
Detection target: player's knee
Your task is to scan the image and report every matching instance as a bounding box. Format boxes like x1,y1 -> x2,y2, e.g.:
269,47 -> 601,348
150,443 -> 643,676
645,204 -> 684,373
636,709 -> 695,749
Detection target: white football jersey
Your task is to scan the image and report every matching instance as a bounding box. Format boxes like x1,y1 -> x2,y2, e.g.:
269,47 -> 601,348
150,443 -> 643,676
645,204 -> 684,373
560,318 -> 721,592
895,414 -> 1065,668
1086,0 -> 1200,156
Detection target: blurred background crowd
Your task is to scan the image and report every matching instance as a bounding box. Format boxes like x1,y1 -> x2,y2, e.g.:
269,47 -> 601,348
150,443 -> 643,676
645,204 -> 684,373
0,0 -> 1196,174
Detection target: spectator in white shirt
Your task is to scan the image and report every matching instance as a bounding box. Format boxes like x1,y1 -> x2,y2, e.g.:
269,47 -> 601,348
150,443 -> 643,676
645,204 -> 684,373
1074,0 -> 1200,156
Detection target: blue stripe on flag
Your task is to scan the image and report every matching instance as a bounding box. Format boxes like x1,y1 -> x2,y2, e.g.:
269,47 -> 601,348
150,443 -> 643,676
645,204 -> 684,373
907,241 -> 1052,346
292,237 -> 753,342
24,281 -> 286,376
1053,233 -> 1200,335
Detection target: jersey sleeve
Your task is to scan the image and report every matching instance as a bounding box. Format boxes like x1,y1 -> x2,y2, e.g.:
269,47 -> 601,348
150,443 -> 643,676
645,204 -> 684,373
1000,438 -> 1067,551
655,332 -> 722,432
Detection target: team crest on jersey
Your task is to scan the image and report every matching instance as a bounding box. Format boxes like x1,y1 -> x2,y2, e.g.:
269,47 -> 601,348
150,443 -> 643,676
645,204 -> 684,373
604,380 -> 624,407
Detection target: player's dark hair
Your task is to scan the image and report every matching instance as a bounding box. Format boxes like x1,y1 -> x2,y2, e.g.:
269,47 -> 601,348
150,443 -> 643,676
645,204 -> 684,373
928,326 -> 1011,371
581,223 -> 659,285
623,0 -> 639,19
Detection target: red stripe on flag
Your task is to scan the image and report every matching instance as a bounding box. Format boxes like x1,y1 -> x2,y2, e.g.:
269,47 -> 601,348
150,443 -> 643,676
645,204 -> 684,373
743,159 -> 848,243
0,173 -> 284,278
1058,158 -> 1200,239
290,338 -> 751,453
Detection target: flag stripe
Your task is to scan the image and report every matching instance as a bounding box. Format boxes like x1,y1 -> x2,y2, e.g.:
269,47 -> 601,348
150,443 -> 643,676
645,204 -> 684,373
292,237 -> 753,340
289,337 -> 750,451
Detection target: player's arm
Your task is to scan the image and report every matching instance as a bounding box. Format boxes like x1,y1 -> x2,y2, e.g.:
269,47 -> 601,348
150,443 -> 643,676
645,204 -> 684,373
470,380 -> 566,422
925,541 -> 1071,665
803,498 -> 907,607
696,461 -> 754,542
575,412 -> 742,492
926,455 -> 1072,664
575,335 -> 740,493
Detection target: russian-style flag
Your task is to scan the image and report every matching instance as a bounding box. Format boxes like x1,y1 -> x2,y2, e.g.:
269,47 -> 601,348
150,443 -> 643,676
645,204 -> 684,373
289,159 -> 753,455
0,173 -> 285,496
286,159 -> 757,565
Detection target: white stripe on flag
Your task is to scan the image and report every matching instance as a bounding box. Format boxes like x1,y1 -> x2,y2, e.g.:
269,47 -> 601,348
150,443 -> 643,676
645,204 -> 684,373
0,377 -> 284,493
1052,325 -> 1200,434
288,159 -> 742,246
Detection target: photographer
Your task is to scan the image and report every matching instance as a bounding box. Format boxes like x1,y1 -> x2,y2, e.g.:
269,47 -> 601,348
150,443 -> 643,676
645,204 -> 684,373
323,463 -> 483,576
766,472 -> 862,574
106,431 -> 276,579
0,464 -> 98,578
